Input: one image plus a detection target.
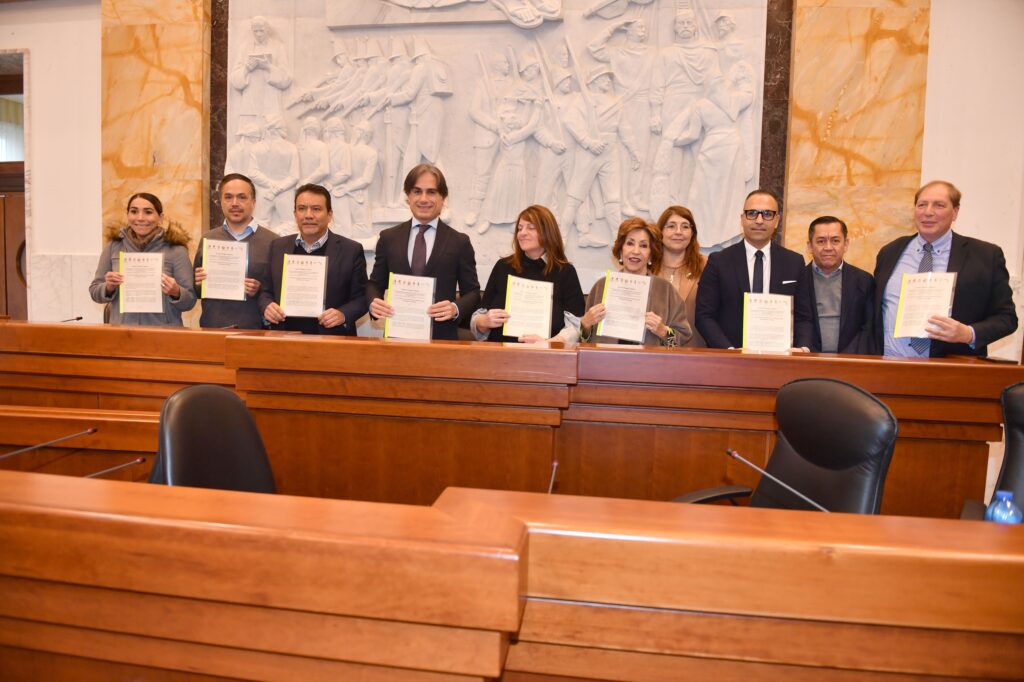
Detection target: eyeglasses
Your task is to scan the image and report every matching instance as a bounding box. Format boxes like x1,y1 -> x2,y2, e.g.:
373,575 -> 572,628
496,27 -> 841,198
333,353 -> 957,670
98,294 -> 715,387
743,209 -> 778,220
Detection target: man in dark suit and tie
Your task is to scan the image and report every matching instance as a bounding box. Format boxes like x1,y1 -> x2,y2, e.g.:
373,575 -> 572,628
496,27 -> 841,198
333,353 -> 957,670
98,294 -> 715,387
695,189 -> 805,348
794,216 -> 874,354
873,180 -> 1017,358
367,163 -> 481,340
258,184 -> 369,335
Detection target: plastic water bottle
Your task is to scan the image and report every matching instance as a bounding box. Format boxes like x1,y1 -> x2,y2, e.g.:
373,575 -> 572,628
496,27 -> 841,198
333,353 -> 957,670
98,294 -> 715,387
985,490 -> 1024,524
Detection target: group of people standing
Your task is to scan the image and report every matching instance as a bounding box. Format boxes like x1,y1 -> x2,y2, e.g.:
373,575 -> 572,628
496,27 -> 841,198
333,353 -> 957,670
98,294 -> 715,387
90,166 -> 1017,360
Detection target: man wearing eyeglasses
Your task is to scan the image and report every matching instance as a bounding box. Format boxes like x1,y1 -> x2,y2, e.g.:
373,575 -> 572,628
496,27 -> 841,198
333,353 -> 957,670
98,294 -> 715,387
872,180 -> 1016,358
695,189 -> 805,348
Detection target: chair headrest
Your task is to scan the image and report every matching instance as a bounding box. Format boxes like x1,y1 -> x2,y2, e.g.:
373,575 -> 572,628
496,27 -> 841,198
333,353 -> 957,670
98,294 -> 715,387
776,378 -> 897,470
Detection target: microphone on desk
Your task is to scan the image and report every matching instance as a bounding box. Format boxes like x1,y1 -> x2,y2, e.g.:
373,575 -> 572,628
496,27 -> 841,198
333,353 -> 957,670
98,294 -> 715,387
725,448 -> 830,513
84,457 -> 145,479
60,316 -> 84,323
0,428 -> 98,462
547,458 -> 559,494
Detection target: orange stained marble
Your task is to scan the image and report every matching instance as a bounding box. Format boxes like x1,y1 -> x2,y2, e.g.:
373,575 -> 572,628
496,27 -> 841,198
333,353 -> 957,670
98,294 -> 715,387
101,1 -> 210,261
784,0 -> 930,272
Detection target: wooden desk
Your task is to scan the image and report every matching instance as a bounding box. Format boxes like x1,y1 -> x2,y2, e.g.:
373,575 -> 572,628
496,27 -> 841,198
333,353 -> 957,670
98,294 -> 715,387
0,470 -> 525,681
1,471 -> 1021,681
560,346 -> 1024,517
227,334 -> 577,504
0,322 -> 238,410
435,487 -> 1024,681
0,321 -> 1021,517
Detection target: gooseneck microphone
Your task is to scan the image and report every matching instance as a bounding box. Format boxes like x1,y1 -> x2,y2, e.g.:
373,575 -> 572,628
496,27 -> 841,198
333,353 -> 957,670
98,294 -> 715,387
725,448 -> 830,513
0,428 -> 98,462
60,316 -> 84,323
547,458 -> 559,494
85,457 -> 145,479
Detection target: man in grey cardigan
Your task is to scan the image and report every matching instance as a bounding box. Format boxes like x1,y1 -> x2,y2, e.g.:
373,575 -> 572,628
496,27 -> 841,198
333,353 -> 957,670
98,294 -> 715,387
193,173 -> 277,328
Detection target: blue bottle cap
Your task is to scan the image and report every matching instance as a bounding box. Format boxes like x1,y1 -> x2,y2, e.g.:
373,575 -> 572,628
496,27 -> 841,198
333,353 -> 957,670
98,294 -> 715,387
994,490 -> 1014,501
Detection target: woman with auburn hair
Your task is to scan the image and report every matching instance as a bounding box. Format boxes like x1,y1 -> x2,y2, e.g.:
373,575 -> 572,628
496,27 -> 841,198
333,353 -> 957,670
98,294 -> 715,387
89,192 -> 196,326
580,217 -> 691,347
654,205 -> 707,347
473,204 -> 585,343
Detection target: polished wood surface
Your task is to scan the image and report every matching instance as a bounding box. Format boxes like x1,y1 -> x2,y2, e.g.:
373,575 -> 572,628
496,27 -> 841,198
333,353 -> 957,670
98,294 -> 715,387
435,487 -> 1024,681
0,470 -> 524,680
0,405 -> 156,480
1,321 -> 1022,516
0,322 -> 239,410
228,335 -> 576,504
2,471 -> 1020,680
563,345 -> 1024,517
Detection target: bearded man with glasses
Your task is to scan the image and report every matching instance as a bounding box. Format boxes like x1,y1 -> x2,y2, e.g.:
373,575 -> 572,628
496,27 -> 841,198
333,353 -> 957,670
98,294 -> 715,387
695,189 -> 805,348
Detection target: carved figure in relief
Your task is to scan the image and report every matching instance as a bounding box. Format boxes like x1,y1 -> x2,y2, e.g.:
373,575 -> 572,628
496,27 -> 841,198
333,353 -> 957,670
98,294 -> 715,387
288,39 -> 358,113
532,68 -> 572,213
583,0 -> 655,20
382,0 -> 562,29
252,116 -> 301,235
588,18 -> 655,214
298,117 -> 331,187
389,38 -> 453,175
559,67 -> 640,248
230,16 -> 293,124
655,75 -> 752,246
323,117 -> 353,229
333,122 -> 380,248
478,108 -> 530,233
329,40 -> 388,118
366,39 -> 415,207
224,123 -> 272,192
649,11 -> 721,207
466,53 -> 516,227
714,11 -> 756,184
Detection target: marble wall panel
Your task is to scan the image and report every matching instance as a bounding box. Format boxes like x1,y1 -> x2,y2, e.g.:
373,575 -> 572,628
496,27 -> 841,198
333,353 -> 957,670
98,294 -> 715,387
28,254 -> 72,323
782,0 -> 930,270
102,0 -> 206,26
101,0 -> 210,252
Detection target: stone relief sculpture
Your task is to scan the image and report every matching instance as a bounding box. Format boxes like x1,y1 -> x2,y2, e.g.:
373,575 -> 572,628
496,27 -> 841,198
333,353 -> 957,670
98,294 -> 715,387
252,116 -> 300,235
228,0 -> 767,278
230,16 -> 293,126
390,38 -> 453,175
466,53 -> 515,228
297,117 -> 330,187
378,0 -> 563,29
333,122 -> 380,250
587,18 -> 654,215
559,66 -> 640,247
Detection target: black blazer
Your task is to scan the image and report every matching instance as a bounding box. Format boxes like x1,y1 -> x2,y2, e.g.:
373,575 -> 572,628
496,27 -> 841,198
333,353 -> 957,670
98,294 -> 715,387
872,232 -> 1017,357
695,240 -> 805,349
793,262 -> 874,354
257,232 -> 369,336
367,219 -> 481,341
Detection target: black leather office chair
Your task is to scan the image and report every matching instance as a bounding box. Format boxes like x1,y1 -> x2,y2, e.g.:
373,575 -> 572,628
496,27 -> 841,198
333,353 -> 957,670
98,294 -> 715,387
675,378 -> 897,514
962,381 -> 1024,519
148,384 -> 276,493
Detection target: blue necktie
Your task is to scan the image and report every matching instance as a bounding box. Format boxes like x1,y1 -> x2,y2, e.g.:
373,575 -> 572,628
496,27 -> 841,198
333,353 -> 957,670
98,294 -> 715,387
909,243 -> 934,355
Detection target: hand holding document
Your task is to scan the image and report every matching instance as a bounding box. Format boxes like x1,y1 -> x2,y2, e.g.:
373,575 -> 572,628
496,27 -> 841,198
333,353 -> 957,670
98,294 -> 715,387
119,252 -> 164,314
742,293 -> 793,352
279,254 -> 327,317
503,275 -> 553,340
200,239 -> 248,301
385,273 -> 435,340
894,272 -> 957,338
596,271 -> 651,343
